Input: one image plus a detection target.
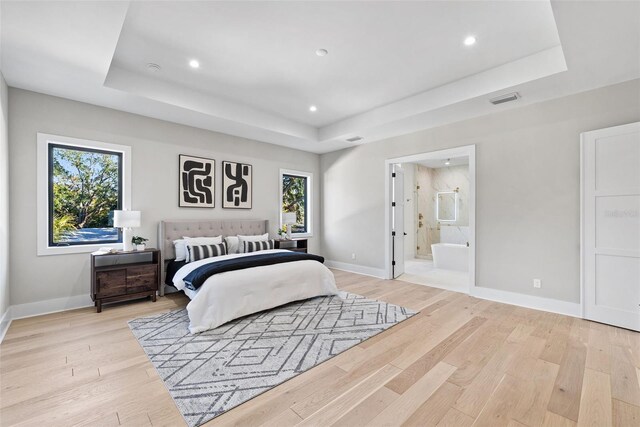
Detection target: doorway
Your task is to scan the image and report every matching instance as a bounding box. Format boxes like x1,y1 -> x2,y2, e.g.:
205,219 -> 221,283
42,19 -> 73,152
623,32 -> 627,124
385,145 -> 476,294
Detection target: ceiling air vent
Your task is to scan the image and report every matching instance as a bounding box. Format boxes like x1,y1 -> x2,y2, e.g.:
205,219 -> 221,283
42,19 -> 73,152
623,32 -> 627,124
146,63 -> 161,73
346,136 -> 363,143
490,92 -> 520,105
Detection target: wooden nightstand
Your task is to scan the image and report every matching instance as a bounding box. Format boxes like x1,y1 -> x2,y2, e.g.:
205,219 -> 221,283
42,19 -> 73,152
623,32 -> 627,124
275,238 -> 308,253
91,249 -> 160,313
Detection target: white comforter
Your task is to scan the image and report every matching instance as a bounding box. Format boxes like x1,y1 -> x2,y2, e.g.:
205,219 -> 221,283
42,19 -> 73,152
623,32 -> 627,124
172,249 -> 338,333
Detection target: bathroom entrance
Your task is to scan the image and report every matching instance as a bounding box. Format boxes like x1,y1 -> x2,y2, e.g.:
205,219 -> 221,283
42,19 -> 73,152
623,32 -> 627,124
385,145 -> 476,294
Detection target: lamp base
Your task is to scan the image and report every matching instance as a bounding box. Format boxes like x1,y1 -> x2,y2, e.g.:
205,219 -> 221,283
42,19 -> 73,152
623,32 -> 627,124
122,228 -> 134,252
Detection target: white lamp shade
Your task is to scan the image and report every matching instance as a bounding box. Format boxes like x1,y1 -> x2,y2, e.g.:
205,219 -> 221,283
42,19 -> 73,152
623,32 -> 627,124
282,212 -> 297,225
113,210 -> 141,228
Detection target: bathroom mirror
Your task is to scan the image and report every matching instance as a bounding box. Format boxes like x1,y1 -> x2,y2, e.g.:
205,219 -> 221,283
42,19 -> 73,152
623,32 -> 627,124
437,191 -> 457,222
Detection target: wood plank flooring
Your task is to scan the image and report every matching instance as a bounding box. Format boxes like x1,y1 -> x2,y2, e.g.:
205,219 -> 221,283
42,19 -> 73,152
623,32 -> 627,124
1,269 -> 639,426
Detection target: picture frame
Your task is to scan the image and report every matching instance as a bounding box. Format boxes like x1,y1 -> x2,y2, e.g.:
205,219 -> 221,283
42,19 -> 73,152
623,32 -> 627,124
179,154 -> 215,208
222,161 -> 252,209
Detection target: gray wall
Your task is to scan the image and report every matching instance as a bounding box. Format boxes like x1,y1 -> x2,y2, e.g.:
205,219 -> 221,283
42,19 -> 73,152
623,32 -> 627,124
8,88 -> 320,306
0,72 -> 9,318
7,79 -> 640,308
321,79 -> 640,303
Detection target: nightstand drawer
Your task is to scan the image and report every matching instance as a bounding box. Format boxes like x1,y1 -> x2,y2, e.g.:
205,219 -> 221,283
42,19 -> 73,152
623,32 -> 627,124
127,265 -> 158,293
96,270 -> 127,297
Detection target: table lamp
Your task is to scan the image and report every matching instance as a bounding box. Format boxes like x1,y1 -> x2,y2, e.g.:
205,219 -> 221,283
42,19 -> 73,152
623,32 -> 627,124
113,210 -> 141,251
282,212 -> 297,239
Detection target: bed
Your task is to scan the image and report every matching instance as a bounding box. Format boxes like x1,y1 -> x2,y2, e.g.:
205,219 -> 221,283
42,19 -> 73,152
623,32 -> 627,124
158,219 -> 338,333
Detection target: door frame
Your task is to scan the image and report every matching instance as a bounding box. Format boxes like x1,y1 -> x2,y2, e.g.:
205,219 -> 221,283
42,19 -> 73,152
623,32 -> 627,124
384,144 -> 476,294
391,163 -> 405,278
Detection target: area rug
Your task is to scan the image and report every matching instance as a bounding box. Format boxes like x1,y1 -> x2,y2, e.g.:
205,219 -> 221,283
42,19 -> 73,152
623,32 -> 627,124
128,291 -> 416,426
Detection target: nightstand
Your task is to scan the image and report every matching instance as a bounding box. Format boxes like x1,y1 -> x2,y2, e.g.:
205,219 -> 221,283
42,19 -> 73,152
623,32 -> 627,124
91,249 -> 160,313
275,238 -> 308,253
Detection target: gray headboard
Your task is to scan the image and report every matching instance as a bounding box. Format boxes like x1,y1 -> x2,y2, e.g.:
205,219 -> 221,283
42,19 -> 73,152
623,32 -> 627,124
157,219 -> 268,296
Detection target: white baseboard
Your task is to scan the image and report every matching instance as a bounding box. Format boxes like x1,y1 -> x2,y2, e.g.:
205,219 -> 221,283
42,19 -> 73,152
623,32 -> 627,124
0,308 -> 11,343
9,294 -> 94,320
326,260 -> 581,318
0,279 -> 581,345
325,260 -> 386,279
0,294 -> 94,344
470,286 -> 581,318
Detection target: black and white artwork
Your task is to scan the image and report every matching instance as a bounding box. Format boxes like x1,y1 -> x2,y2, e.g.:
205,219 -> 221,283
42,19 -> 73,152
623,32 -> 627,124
222,161 -> 252,209
179,155 -> 215,208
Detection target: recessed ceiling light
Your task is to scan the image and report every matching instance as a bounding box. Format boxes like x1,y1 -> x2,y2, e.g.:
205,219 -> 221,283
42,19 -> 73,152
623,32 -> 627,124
464,35 -> 477,46
316,49 -> 328,57
309,105 -> 318,112
189,59 -> 200,68
445,159 -> 451,166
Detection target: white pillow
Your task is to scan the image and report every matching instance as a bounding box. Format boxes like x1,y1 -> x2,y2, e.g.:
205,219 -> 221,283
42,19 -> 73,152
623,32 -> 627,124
182,236 -> 223,261
238,233 -> 269,253
224,236 -> 240,254
173,239 -> 188,261
183,235 -> 223,244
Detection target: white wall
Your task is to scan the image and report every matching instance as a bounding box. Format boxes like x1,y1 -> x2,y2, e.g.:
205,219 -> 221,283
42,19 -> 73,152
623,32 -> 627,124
8,88 -> 320,306
321,79 -> 640,303
0,72 -> 10,324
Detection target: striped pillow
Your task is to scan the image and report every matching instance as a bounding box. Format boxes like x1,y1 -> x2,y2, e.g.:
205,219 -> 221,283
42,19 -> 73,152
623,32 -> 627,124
244,239 -> 275,253
187,242 -> 227,262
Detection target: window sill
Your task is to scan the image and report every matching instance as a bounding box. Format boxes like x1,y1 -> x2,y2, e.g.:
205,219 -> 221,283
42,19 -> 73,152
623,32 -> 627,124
37,242 -> 122,257
290,233 -> 313,239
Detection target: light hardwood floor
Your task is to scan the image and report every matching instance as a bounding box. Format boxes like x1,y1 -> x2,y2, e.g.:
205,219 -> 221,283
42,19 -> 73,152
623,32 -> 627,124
1,270 -> 639,426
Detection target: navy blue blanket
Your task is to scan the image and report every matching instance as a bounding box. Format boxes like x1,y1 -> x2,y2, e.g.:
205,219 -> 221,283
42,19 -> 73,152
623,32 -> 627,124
183,251 -> 325,290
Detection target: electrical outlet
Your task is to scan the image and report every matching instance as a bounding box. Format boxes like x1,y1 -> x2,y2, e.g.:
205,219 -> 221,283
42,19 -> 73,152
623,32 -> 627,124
533,279 -> 541,289
351,253 -> 356,260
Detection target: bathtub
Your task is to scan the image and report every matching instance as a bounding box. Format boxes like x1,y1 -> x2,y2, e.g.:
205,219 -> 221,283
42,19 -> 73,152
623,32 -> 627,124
431,243 -> 469,272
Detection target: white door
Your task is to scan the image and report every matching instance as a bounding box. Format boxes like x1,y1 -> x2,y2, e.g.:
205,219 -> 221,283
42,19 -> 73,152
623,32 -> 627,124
393,164 -> 405,278
582,122 -> 640,331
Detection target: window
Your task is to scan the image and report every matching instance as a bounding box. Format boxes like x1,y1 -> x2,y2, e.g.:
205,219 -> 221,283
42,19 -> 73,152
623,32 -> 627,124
38,134 -> 131,255
280,169 -> 312,237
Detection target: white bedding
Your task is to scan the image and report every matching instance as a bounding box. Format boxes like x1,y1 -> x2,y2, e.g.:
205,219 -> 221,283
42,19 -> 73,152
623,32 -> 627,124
172,249 -> 339,333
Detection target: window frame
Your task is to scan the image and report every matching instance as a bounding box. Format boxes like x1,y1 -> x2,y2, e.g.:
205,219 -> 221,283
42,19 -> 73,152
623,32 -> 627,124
279,169 -> 313,238
47,143 -> 124,247
37,133 -> 131,256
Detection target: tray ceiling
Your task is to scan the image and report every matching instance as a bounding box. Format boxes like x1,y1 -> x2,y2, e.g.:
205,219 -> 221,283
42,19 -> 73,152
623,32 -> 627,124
1,1 -> 638,153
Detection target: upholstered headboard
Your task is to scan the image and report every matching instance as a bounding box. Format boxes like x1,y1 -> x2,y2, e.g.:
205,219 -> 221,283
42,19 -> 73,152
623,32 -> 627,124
157,219 -> 268,295
159,219 -> 268,259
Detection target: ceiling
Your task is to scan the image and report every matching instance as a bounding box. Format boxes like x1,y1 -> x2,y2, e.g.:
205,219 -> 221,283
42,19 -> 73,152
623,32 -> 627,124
1,1 -> 639,154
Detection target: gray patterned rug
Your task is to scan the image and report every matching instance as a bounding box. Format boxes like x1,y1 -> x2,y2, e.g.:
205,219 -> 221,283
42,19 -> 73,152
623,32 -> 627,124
129,291 -> 416,426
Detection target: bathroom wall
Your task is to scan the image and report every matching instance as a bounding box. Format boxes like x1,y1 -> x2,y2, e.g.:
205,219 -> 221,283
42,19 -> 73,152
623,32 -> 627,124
415,165 -> 436,257
432,164 -> 469,226
415,163 -> 469,255
402,163 -> 416,259
432,164 -> 470,244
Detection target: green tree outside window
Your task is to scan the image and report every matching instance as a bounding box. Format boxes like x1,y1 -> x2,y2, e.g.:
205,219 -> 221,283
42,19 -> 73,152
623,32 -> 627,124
282,174 -> 307,233
50,145 -> 121,244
